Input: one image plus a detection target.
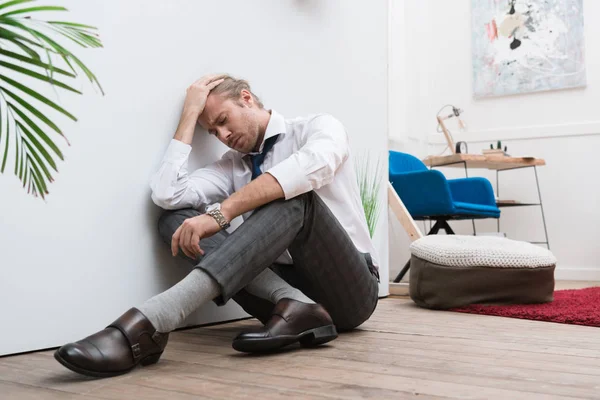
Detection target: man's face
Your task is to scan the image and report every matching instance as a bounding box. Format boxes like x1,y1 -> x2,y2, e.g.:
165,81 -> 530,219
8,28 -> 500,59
198,91 -> 261,153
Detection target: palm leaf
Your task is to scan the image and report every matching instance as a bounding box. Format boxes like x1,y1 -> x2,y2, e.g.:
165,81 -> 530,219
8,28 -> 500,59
0,101 -> 8,172
2,18 -> 104,93
2,85 -> 62,134
0,0 -> 34,12
0,60 -> 82,93
1,6 -> 67,18
0,25 -> 39,45
49,24 -> 102,48
22,155 -> 29,187
13,115 -> 18,174
26,139 -> 51,193
0,48 -> 74,76
27,154 -> 45,197
0,74 -> 77,120
9,104 -> 63,160
0,0 -> 103,197
1,46 -> 67,84
15,119 -> 57,171
0,26 -> 44,58
48,21 -> 97,30
26,151 -> 48,192
24,28 -> 104,94
23,134 -> 51,181
3,36 -> 41,59
18,130 -> 24,179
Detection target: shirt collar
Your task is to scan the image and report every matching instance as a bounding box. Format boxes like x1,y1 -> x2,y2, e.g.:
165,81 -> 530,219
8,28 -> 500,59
248,109 -> 286,155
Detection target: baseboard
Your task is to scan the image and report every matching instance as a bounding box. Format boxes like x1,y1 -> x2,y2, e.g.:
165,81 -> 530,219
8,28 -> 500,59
389,282 -> 409,296
554,267 -> 600,281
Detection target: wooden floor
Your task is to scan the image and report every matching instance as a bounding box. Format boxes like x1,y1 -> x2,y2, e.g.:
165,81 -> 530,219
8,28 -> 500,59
2,283 -> 600,399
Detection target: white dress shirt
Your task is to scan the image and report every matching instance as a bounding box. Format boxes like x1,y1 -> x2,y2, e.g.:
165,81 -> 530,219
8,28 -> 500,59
150,110 -> 379,268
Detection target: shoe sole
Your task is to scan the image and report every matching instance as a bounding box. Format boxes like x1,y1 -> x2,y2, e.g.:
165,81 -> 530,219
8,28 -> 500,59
53,350 -> 162,378
232,324 -> 338,353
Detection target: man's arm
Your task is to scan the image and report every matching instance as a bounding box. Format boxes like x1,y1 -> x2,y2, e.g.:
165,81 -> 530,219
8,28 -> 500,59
266,114 -> 349,199
220,173 -> 285,222
151,75 -> 231,210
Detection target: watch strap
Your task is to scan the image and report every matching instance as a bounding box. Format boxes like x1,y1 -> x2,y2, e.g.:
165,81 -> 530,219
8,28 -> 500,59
207,208 -> 230,229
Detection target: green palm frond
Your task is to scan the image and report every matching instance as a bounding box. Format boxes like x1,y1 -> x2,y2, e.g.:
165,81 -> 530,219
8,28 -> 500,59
0,0 -> 102,198
355,152 -> 384,238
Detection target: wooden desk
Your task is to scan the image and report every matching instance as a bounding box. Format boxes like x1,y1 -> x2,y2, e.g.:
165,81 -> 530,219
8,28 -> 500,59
423,154 -> 546,171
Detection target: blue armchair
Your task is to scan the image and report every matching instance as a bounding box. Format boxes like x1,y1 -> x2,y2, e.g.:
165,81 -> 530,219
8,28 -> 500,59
389,150 -> 500,281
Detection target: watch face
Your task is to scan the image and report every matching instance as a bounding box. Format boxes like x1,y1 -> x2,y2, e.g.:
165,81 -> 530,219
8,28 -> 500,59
207,203 -> 218,212
459,142 -> 467,153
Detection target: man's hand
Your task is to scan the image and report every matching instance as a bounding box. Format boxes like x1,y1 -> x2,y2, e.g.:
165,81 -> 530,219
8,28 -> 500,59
183,74 -> 226,117
174,74 -> 226,145
171,214 -> 221,259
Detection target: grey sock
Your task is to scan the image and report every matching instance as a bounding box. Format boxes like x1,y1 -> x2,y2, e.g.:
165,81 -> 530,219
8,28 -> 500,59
245,268 -> 315,305
139,268 -> 220,333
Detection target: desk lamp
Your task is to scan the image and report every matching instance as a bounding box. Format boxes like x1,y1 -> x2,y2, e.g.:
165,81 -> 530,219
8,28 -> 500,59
436,105 -> 467,154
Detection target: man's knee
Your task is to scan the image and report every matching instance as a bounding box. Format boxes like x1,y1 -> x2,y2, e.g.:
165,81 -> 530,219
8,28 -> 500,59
157,208 -> 201,245
332,299 -> 377,332
334,312 -> 370,332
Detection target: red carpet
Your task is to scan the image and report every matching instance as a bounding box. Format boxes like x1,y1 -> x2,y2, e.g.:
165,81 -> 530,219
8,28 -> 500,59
450,287 -> 600,327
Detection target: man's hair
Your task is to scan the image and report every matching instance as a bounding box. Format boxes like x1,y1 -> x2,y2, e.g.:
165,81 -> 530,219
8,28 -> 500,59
211,75 -> 264,109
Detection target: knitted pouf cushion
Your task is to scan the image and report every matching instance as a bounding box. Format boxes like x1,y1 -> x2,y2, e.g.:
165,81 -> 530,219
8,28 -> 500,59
408,235 -> 557,310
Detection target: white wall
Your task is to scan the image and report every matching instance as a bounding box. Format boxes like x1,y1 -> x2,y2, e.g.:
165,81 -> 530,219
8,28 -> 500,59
0,0 -> 389,356
389,0 -> 600,281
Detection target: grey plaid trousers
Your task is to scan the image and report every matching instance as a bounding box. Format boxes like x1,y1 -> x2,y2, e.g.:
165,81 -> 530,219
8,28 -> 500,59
157,191 -> 379,331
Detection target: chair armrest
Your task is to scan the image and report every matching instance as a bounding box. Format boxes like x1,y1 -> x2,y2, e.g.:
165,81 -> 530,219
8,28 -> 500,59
448,177 -> 497,206
389,170 -> 455,217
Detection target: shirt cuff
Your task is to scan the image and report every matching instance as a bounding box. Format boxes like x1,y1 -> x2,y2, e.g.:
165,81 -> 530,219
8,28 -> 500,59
266,157 -> 313,200
163,139 -> 192,163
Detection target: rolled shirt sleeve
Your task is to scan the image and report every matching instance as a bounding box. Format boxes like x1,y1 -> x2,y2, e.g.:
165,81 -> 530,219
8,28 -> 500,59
267,114 -> 349,200
150,139 -> 234,210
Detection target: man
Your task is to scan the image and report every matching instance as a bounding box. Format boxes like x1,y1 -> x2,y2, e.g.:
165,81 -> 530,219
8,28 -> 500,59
54,74 -> 380,378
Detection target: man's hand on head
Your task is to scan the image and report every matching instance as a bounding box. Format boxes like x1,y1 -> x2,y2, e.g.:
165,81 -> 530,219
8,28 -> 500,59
171,214 -> 221,259
183,74 -> 226,117
174,73 -> 226,145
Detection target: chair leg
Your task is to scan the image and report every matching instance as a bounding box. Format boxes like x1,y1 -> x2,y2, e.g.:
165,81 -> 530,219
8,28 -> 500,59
393,259 -> 411,283
439,220 -> 455,234
428,219 -> 455,235
427,220 -> 443,235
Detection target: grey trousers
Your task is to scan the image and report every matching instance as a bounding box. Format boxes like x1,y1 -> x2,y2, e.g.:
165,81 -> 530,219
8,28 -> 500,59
157,191 -> 379,331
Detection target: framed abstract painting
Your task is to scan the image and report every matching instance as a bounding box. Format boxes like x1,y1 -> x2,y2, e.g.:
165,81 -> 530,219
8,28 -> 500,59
472,0 -> 586,98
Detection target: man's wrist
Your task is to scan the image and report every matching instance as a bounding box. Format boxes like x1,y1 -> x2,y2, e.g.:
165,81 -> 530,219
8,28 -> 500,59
173,110 -> 199,144
182,107 -> 201,119
220,200 -> 235,223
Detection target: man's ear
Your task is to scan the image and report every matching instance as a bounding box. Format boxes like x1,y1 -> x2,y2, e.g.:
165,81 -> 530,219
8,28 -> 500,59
240,89 -> 253,107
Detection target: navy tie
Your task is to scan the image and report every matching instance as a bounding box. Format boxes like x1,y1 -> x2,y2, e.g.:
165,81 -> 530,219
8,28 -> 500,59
250,134 -> 279,180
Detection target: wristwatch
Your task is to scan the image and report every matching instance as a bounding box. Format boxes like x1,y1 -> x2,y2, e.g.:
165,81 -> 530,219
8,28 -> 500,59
206,203 -> 230,230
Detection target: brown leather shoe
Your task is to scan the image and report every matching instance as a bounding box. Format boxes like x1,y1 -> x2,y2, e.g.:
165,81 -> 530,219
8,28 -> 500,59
232,298 -> 338,353
54,308 -> 169,378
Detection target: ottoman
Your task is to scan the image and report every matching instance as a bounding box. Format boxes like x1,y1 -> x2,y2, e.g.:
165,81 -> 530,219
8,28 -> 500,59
408,235 -> 557,309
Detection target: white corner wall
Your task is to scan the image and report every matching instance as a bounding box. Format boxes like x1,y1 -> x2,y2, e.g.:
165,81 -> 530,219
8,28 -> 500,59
389,0 -> 600,281
0,0 -> 389,356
